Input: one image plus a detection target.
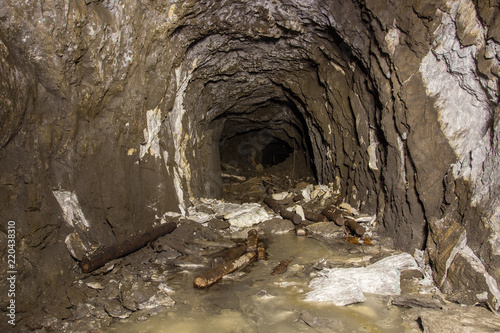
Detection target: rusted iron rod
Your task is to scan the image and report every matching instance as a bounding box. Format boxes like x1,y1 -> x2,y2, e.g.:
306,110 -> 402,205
79,221 -> 177,273
194,252 -> 257,288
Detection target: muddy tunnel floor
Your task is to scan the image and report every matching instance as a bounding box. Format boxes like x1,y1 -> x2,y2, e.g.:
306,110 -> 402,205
27,175 -> 500,333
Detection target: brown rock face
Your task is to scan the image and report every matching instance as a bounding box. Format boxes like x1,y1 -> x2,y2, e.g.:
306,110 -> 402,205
0,0 -> 499,317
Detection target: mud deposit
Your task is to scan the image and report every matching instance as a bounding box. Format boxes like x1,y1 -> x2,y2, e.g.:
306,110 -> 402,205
107,234 -> 409,333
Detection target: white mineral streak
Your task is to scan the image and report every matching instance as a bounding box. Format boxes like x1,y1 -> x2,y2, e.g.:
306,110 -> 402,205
385,25 -> 400,56
396,135 -> 406,186
367,128 -> 379,171
53,190 -> 90,229
420,2 -> 500,256
459,245 -> 500,308
306,253 -> 418,306
140,107 -> 162,159
192,198 -> 274,229
163,61 -> 197,214
420,2 -> 489,162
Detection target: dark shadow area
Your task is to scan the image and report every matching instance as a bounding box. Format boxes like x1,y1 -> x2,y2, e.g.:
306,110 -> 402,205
261,138 -> 293,167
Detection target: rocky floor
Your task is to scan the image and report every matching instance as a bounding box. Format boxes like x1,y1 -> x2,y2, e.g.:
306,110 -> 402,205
18,165 -> 500,332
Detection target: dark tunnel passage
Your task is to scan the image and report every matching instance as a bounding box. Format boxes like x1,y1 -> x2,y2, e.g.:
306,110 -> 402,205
216,100 -> 317,180
261,138 -> 293,167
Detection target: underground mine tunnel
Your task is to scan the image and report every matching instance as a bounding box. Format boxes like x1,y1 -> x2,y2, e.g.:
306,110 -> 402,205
1,0 -> 500,331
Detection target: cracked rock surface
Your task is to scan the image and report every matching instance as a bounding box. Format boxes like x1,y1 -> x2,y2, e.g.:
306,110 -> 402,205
1,0 -> 500,329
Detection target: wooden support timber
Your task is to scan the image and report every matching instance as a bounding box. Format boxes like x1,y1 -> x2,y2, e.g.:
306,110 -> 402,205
345,217 -> 366,236
271,258 -> 292,276
304,209 -> 327,222
246,229 -> 258,252
257,241 -> 266,261
264,196 -> 303,225
194,252 -> 257,288
79,221 -> 177,273
322,208 -> 346,226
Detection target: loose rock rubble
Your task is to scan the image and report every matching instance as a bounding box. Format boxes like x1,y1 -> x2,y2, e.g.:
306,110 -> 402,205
22,174 -> 500,332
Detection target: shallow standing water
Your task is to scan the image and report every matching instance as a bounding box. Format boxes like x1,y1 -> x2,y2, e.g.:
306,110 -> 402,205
107,233 -> 412,332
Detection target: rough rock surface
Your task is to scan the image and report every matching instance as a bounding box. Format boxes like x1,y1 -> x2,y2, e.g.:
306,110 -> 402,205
0,0 -> 499,325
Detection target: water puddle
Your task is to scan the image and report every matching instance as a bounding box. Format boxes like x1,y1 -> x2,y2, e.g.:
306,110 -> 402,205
106,234 -> 411,332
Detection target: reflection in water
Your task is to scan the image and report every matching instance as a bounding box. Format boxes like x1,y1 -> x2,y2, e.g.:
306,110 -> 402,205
107,234 -> 410,332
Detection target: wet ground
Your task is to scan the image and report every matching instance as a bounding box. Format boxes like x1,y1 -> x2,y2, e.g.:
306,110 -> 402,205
106,233 -> 411,333
21,160 -> 500,332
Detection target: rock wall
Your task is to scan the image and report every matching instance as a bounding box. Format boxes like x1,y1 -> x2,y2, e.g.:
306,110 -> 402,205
0,0 -> 499,315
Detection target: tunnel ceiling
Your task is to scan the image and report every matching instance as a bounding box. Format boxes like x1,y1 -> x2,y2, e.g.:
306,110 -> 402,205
171,0 -> 370,190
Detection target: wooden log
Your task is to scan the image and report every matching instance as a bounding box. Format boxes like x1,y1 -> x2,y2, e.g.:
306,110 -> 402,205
293,193 -> 304,202
79,221 -> 177,273
322,208 -> 345,226
246,229 -> 258,252
295,224 -> 307,236
191,239 -> 236,248
257,241 -> 266,261
271,259 -> 292,276
211,243 -> 247,267
157,235 -> 207,256
194,252 -> 257,288
221,173 -> 246,181
264,196 -> 302,225
264,196 -> 281,213
345,218 -> 366,236
304,209 -> 327,222
280,209 -> 303,225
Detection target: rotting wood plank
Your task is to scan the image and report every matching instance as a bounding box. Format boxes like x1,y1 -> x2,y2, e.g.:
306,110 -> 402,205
79,221 -> 177,273
264,196 -> 302,225
194,252 -> 257,288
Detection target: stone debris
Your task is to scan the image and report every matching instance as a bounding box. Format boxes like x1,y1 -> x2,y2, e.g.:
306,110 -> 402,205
305,222 -> 344,238
85,282 -> 104,290
27,175 -> 499,332
306,253 -> 420,306
298,311 -> 345,331
65,233 -> 89,261
103,299 -> 132,319
186,199 -> 276,229
402,302 -> 500,333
